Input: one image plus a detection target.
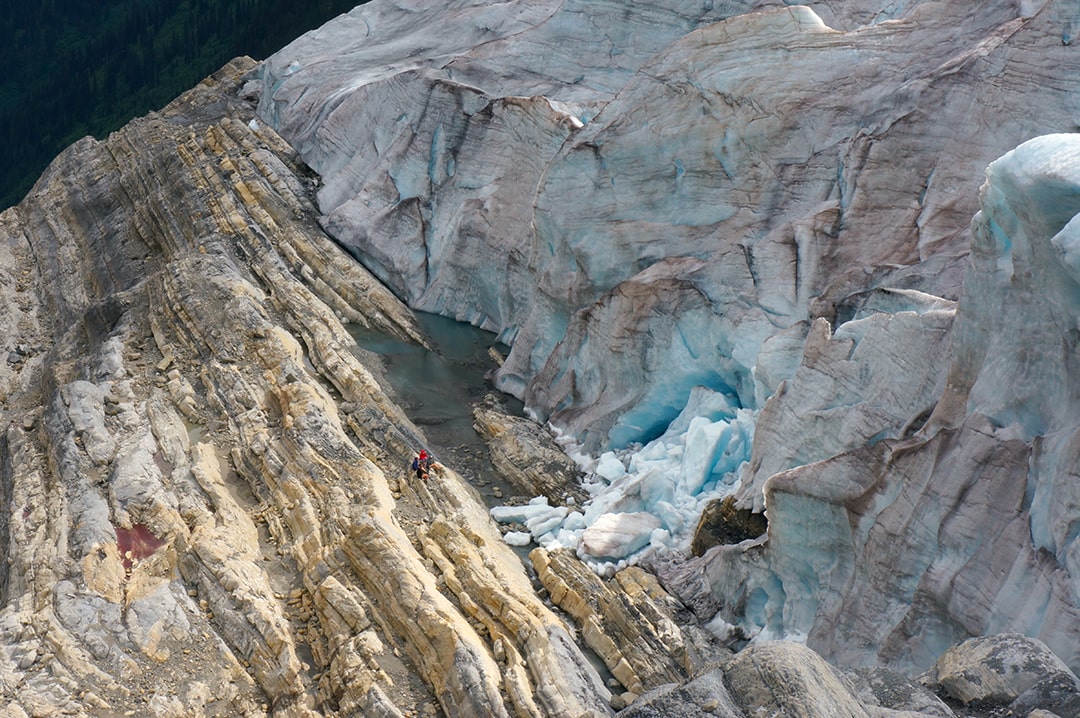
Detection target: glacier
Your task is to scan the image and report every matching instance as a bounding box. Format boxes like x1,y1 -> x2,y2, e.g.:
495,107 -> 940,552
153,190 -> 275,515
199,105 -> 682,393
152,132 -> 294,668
681,133 -> 1080,673
253,0 -> 1080,675
255,0 -> 1080,451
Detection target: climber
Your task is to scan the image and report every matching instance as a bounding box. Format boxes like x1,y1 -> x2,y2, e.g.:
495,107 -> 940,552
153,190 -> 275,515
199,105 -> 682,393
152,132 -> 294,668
412,449 -> 432,481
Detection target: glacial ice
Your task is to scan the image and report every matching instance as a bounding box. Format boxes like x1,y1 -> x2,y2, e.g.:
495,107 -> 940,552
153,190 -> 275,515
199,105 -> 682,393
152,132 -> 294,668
683,133 -> 1080,673
492,385 -> 756,574
255,0 -> 1072,458
257,0 -> 1080,676
489,134 -> 1080,672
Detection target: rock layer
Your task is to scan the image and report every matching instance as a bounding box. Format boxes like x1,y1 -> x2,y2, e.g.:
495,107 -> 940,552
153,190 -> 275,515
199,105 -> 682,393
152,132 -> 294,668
471,395 -> 586,506
0,58 -> 621,717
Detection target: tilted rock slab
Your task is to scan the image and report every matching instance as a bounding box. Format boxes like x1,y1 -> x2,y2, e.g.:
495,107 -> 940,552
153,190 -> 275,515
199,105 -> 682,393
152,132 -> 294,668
614,666 -> 743,718
724,641 -> 872,718
472,395 -> 586,506
0,57 -> 625,718
532,547 -> 724,701
922,633 -> 1080,708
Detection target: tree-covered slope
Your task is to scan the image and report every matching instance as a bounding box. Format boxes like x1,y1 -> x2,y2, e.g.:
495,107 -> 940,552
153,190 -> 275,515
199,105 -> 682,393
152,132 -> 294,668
0,0 -> 363,210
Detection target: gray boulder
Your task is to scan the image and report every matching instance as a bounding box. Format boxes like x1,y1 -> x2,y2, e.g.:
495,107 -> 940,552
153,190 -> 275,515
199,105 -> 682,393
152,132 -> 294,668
845,666 -> 955,717
724,641 -> 871,717
921,633 -> 1080,708
615,667 -> 742,718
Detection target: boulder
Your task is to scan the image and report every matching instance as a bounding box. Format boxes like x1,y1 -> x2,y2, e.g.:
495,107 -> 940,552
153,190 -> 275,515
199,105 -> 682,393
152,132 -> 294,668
724,641 -> 871,718
614,667 -> 742,718
844,666 -> 955,717
472,394 -> 586,505
922,633 -> 1080,708
690,495 -> 767,557
1008,673 -> 1080,718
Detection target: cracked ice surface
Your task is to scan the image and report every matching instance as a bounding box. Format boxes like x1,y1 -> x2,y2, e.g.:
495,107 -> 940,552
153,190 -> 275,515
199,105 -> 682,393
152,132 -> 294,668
682,134 -> 1080,674
496,136 -> 1080,665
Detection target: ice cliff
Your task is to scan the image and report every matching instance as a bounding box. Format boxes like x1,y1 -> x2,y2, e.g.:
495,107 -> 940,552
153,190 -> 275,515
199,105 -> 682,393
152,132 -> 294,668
681,132 -> 1080,674
254,0 -> 1080,678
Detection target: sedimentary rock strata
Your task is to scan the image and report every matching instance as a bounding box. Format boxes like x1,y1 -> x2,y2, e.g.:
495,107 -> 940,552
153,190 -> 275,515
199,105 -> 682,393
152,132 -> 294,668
471,395 -> 586,506
0,57 -> 623,718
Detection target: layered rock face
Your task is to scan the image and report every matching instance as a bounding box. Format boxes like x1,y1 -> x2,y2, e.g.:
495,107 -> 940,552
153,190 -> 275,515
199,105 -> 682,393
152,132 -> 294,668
0,58 -> 667,717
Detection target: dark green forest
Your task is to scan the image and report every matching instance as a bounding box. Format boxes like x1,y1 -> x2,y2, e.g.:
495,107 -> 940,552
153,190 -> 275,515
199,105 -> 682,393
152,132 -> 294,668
0,0 -> 365,210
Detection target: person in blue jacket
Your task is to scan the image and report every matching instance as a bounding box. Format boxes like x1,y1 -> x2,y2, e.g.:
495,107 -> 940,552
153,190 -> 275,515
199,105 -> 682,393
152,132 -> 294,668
412,449 -> 432,480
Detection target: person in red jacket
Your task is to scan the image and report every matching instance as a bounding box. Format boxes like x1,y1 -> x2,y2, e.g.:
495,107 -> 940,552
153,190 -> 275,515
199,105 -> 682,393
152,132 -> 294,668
412,449 -> 432,480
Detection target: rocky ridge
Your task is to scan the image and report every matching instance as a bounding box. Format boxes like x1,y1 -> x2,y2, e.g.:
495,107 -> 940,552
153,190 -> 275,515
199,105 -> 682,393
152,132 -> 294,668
0,59 -> 655,717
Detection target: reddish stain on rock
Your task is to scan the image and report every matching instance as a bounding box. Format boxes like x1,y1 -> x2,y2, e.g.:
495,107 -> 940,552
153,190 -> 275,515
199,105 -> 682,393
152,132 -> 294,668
115,524 -> 165,571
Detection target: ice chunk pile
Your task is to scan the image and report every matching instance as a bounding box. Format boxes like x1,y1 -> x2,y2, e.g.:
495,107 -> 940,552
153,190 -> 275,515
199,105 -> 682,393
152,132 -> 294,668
492,386 -> 755,575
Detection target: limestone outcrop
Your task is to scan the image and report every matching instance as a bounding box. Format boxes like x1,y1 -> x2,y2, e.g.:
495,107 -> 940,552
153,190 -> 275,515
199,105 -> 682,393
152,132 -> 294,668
0,57 -> 621,718
471,395 -> 586,506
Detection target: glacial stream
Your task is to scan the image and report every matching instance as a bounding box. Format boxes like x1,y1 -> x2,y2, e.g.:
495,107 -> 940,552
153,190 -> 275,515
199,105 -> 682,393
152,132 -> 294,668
347,312 -> 525,508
